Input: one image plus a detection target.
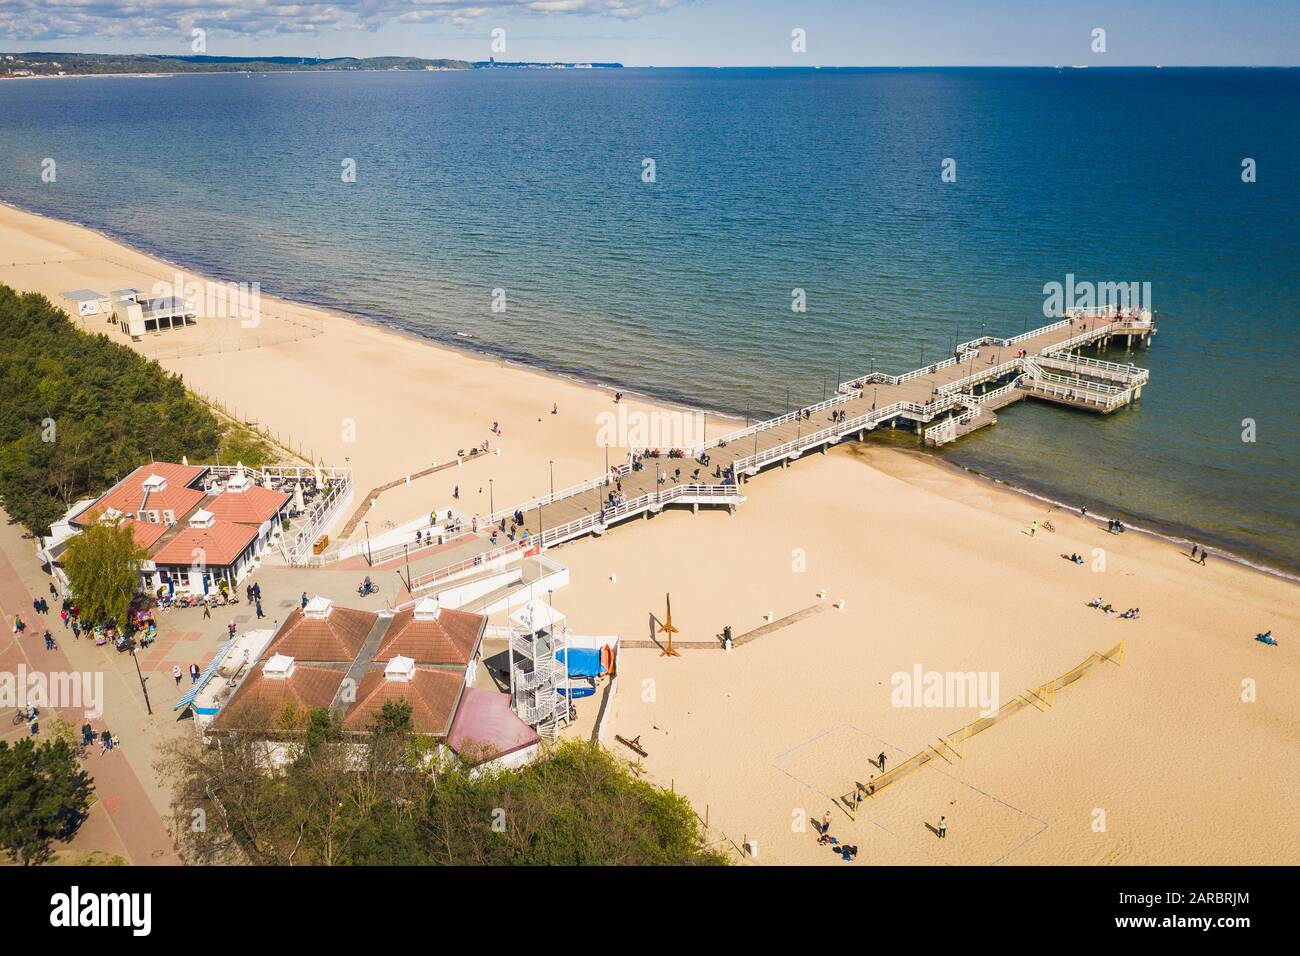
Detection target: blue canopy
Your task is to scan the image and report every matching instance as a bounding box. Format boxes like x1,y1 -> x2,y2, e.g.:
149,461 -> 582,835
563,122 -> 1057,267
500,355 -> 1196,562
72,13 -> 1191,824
173,635 -> 239,710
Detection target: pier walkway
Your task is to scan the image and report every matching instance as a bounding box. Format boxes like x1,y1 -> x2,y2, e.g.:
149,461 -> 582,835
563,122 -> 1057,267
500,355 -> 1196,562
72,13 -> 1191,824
405,307 -> 1155,592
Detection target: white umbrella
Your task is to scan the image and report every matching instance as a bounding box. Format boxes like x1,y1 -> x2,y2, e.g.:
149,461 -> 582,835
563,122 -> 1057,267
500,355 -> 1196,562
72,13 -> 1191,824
313,461 -> 324,487
181,455 -> 189,466
293,481 -> 305,512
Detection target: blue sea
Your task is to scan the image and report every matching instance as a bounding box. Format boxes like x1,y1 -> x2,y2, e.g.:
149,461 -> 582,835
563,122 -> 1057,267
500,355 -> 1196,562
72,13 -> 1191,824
1,67 -> 1297,572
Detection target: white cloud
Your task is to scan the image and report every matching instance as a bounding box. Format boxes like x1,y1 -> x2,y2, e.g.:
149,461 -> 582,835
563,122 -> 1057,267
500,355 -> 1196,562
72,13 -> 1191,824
0,0 -> 686,42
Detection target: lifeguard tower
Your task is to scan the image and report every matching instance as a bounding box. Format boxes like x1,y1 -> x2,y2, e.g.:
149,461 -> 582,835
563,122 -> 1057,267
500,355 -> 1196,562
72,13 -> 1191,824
507,598 -> 571,739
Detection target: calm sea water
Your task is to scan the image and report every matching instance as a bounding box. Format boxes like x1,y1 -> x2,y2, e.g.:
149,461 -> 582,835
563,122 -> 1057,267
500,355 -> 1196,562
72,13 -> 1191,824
1,68 -> 1297,571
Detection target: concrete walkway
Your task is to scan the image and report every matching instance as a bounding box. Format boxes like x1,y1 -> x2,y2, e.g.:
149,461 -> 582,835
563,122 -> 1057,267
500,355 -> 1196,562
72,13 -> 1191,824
0,515 -> 182,866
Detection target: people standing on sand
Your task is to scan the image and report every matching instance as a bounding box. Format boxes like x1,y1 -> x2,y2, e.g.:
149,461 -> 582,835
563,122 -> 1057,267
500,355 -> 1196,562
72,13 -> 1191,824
552,403 -> 558,415
879,751 -> 887,772
821,810 -> 833,836
453,485 -> 459,499
938,816 -> 947,839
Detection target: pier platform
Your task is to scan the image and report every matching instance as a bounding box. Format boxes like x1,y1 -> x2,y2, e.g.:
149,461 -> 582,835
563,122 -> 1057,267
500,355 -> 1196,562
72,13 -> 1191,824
403,306 -> 1156,590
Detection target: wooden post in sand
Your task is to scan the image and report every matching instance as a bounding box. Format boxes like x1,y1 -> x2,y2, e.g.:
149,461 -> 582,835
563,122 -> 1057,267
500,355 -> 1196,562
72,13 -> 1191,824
658,593 -> 681,657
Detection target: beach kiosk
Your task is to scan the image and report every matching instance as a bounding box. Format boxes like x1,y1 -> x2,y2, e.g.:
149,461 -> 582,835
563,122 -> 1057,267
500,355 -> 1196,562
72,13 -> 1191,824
110,288 -> 197,337
60,288 -> 113,320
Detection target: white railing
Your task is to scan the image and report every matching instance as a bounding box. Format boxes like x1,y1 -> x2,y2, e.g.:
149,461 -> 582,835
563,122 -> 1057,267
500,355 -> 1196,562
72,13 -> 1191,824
732,395 -> 959,473
1035,353 -> 1146,378
1029,368 -> 1125,395
703,392 -> 860,456
1002,318 -> 1071,346
536,482 -> 744,548
937,358 -> 1024,395
406,539 -> 528,594
490,466 -> 631,524
271,468 -> 353,566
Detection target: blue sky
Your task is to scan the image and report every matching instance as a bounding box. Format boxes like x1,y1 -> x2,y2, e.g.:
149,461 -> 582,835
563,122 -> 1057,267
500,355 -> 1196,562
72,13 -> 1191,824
3,0 -> 1298,66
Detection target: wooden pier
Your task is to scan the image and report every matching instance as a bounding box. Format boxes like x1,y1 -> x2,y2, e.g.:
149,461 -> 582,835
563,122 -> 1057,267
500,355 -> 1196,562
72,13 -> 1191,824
406,307 -> 1155,591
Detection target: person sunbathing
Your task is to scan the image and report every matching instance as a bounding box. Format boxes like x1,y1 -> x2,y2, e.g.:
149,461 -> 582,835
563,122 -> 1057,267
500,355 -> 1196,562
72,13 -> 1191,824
1087,597 -> 1104,608
1255,631 -> 1278,646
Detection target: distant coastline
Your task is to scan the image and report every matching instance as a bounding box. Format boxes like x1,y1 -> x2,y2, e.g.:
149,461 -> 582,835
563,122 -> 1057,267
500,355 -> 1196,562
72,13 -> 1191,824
0,52 -> 624,79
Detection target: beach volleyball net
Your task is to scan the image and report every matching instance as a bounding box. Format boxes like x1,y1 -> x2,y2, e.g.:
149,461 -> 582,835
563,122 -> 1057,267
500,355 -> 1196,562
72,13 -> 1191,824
840,641 -> 1125,818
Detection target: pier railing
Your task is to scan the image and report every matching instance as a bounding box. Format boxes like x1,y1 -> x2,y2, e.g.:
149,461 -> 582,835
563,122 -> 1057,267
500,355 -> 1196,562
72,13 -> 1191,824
490,466 -> 632,525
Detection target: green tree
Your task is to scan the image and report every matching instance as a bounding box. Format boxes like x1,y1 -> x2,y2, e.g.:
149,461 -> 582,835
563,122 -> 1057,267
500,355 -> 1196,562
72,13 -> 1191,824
0,737 -> 95,865
62,521 -> 146,627
0,284 -> 224,535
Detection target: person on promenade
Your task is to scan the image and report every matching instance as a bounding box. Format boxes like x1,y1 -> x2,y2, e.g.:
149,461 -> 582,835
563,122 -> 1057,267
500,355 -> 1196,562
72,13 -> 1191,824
172,665 -> 182,686
255,598 -> 264,619
44,631 -> 56,650
301,591 -> 309,609
12,615 -> 23,635
938,816 -> 947,839
203,602 -> 211,620
60,608 -> 68,628
100,729 -> 113,754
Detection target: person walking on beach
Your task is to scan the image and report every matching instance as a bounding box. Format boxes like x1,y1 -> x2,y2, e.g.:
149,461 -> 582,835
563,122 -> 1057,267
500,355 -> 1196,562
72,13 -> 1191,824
1200,549 -> 1209,566
879,751 -> 887,772
1191,543 -> 1199,561
938,816 -> 947,839
1029,520 -> 1037,537
453,485 -> 459,499
821,810 -> 833,836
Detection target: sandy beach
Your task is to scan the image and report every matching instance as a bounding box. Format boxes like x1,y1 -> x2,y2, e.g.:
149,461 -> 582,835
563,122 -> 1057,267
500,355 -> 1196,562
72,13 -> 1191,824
2,200 -> 1297,866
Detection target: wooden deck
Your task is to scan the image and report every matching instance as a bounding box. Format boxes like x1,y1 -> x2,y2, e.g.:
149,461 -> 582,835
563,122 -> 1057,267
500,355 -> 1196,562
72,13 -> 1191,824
406,309 -> 1155,589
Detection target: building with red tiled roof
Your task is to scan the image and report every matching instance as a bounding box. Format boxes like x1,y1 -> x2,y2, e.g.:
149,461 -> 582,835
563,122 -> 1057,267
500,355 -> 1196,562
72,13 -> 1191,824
261,598 -> 379,663
81,463 -> 207,528
209,655 -> 346,733
342,657 -> 465,737
56,462 -> 296,599
205,475 -> 290,527
202,599 -> 492,754
373,598 -> 485,669
151,514 -> 259,568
